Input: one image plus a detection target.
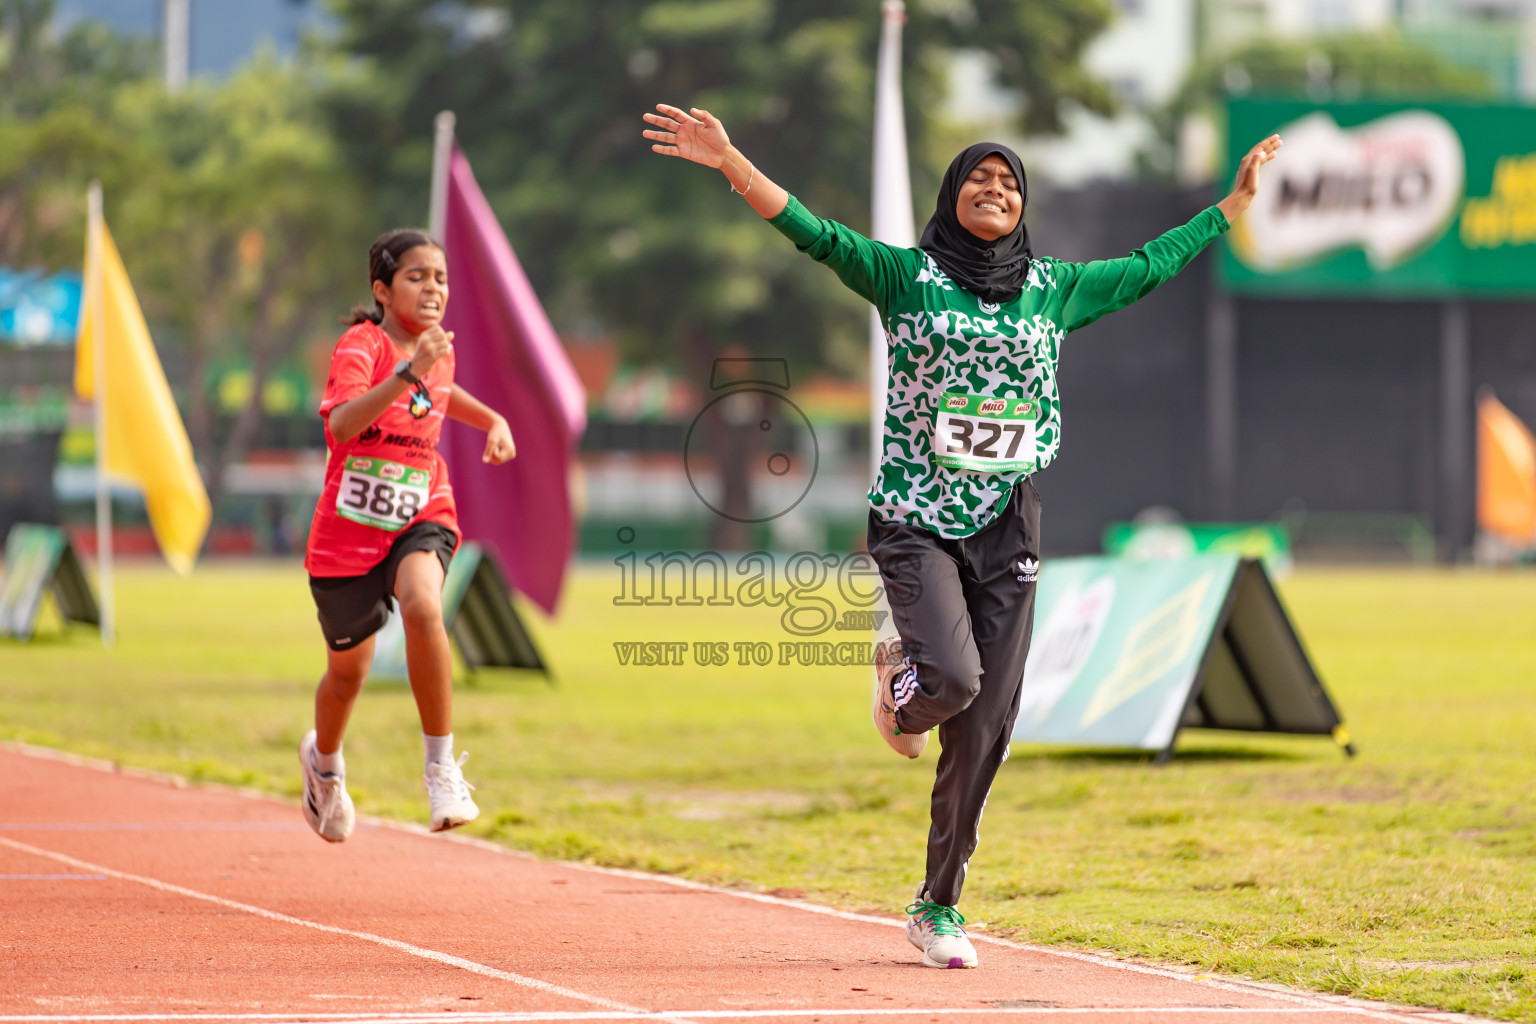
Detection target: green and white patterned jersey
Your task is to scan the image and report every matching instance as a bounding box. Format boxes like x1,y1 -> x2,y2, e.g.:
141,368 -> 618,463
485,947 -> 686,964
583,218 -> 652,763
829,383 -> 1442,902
770,197 -> 1229,539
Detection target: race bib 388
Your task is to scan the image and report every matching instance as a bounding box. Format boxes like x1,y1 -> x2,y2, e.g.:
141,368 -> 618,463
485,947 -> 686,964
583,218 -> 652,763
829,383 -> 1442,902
933,392 -> 1038,473
335,458 -> 430,532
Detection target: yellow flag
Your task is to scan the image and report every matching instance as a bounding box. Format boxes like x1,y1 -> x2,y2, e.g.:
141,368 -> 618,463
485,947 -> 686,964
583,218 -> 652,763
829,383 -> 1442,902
1477,393 -> 1536,545
75,218 -> 210,574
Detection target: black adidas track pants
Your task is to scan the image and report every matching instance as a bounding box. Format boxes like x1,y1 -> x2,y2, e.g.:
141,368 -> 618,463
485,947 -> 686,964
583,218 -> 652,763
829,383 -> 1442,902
867,479 -> 1041,907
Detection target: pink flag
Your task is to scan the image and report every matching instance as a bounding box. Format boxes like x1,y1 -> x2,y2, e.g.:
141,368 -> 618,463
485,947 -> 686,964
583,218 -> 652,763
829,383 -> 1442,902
439,144 -> 586,614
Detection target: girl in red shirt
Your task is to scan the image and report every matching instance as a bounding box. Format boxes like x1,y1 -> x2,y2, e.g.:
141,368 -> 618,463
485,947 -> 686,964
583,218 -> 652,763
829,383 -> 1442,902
299,228 -> 515,842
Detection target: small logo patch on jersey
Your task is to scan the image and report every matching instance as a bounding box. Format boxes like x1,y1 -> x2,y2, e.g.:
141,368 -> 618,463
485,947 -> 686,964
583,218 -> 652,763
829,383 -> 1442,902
408,385 -> 433,420
358,424 -> 382,445
979,300 -> 1001,314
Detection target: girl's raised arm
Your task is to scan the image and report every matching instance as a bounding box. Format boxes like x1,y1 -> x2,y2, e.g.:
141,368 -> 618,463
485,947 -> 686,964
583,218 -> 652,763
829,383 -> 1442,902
643,104 -> 789,220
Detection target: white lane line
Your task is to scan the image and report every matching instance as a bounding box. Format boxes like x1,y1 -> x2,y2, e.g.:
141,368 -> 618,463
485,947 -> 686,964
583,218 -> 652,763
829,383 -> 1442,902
0,744 -> 1476,1024
0,824 -> 320,832
0,874 -> 107,879
0,839 -> 690,1024
0,1012 -> 1357,1022
552,865 -> 1444,1024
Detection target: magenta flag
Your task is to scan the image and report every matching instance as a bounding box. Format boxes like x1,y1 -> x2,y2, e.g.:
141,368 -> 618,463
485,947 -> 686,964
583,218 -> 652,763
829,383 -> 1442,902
439,143 -> 586,614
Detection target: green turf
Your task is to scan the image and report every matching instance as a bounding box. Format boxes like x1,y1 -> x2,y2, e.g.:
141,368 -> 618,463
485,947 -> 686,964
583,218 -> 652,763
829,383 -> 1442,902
2,560 -> 1534,1019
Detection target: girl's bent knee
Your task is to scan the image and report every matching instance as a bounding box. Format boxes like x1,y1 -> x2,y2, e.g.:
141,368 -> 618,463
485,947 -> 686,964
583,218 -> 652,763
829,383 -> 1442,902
918,655 -> 982,716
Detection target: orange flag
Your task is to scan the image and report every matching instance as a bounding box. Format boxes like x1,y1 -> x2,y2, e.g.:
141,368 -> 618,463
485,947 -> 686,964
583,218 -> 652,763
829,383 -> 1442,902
1477,393 -> 1536,545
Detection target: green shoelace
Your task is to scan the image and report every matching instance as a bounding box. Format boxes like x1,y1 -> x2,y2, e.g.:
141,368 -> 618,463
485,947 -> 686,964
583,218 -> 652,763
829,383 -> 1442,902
905,900 -> 967,937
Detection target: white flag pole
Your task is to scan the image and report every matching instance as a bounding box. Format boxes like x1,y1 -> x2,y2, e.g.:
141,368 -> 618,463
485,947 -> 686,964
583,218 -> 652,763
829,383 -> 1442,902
869,0 -> 916,483
429,110 -> 456,241
87,181 -> 115,647
162,0 -> 190,93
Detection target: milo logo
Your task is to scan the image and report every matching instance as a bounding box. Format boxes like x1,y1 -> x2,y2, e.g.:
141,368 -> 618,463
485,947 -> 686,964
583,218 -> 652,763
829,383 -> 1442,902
408,471 -> 428,486
946,395 -> 969,410
1013,401 -> 1033,415
349,458 -> 373,471
978,398 -> 1008,415
379,463 -> 405,481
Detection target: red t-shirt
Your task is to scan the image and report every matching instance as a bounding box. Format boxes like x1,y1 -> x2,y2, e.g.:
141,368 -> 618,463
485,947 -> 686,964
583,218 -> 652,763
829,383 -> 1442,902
305,321 -> 460,578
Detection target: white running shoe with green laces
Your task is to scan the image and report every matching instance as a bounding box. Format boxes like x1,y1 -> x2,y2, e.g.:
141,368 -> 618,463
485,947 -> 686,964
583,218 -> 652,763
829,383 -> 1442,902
298,730 -> 355,843
872,637 -> 927,759
424,751 -> 479,832
905,895 -> 978,969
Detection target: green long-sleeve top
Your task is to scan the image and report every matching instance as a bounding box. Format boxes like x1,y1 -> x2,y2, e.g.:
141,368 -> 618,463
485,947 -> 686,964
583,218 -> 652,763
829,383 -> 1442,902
769,196 -> 1230,538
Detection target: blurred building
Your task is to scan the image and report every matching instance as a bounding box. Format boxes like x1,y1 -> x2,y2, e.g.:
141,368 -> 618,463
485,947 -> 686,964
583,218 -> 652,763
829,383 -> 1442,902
979,0 -> 1536,187
51,0 -> 328,77
995,0 -> 1199,186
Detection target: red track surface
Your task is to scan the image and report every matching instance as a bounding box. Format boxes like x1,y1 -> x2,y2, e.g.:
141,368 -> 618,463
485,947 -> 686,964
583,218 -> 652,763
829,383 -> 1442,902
0,746 -> 1477,1024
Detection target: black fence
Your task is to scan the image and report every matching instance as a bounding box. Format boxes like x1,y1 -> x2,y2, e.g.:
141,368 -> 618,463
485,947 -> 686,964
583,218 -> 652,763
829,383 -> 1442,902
1029,182 -> 1536,559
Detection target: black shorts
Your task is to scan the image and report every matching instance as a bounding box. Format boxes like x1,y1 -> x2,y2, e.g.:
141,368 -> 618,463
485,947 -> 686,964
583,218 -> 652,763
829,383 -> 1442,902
309,522 -> 457,651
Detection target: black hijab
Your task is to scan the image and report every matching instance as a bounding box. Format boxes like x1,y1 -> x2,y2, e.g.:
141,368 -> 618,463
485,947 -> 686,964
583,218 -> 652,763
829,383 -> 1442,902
918,142 -> 1032,304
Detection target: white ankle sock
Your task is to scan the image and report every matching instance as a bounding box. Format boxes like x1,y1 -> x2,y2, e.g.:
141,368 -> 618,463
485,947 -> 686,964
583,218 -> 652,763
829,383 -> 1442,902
424,733 -> 454,769
312,743 -> 344,778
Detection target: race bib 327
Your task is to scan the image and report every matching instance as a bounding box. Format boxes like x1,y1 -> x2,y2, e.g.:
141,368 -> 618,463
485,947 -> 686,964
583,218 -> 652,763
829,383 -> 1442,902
932,392 -> 1038,473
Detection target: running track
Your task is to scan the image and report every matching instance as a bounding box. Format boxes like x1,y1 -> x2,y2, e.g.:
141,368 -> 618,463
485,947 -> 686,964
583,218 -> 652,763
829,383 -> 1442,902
0,746 -> 1484,1024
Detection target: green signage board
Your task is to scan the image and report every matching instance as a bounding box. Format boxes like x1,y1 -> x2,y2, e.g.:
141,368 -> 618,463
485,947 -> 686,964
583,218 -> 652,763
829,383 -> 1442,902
1012,555 -> 1350,760
0,523 -> 100,641
1102,522 -> 1292,577
370,542 -> 548,682
1221,99 -> 1536,297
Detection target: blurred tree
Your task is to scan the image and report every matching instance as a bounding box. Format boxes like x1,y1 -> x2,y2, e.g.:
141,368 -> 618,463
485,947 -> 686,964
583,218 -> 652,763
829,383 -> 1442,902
107,60 -> 371,511
1140,33 -> 1495,180
0,18 -> 370,519
0,0 -> 158,119
324,0 -> 1114,542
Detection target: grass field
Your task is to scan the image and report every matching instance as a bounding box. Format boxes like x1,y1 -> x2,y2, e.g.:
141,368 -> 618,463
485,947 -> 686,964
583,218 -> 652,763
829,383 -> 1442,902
2,559 -> 1534,1020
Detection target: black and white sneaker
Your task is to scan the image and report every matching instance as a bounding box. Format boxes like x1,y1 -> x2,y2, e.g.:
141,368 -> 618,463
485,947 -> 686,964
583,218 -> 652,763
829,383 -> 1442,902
298,730 -> 355,843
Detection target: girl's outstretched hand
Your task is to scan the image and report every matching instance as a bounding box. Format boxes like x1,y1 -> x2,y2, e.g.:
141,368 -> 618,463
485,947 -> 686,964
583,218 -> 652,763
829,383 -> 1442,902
1217,134 -> 1283,221
643,104 -> 730,167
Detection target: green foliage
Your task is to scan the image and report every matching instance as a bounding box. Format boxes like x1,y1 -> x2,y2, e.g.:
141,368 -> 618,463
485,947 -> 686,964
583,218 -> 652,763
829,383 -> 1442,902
3,0 -> 1119,405
0,15 -> 372,508
0,0 -> 157,119
1142,32 -> 1497,180
5,563 -> 1536,1019
322,0 -> 1115,377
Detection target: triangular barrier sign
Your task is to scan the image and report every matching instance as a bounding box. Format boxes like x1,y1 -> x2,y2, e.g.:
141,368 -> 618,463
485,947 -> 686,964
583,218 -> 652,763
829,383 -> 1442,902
370,542 -> 548,682
1011,555 -> 1351,762
0,523 -> 101,641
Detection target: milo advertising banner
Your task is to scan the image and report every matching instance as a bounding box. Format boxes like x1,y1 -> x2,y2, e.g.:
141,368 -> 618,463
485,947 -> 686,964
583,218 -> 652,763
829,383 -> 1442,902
1012,554 -> 1351,761
1222,99 -> 1536,296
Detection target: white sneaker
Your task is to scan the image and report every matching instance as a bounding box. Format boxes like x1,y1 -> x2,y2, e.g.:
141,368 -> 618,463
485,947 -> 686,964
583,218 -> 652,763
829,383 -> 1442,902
906,893 -> 978,969
872,637 -> 927,758
298,730 -> 355,843
424,751 -> 479,832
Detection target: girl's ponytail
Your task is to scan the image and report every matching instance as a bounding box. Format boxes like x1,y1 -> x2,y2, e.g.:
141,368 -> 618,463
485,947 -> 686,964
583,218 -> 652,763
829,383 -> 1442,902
343,228 -> 443,326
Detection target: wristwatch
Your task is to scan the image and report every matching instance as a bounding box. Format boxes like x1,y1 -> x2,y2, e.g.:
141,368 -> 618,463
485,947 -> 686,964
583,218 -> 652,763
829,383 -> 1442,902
393,358 -> 421,385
